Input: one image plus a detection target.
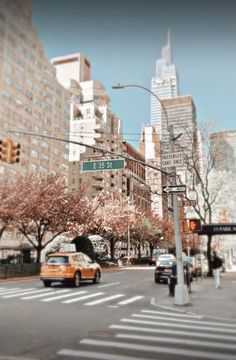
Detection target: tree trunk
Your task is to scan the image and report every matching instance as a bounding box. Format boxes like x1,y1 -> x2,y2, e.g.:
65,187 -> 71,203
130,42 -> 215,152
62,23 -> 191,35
110,238 -> 115,260
207,234 -> 213,277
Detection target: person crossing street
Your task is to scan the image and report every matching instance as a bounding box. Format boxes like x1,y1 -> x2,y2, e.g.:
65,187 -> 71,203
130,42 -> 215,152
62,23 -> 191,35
211,251 -> 223,288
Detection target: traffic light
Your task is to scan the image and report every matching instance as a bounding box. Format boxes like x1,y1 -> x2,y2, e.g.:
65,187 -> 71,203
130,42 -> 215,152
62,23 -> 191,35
188,218 -> 202,232
0,139 -> 20,163
9,141 -> 20,163
0,139 -> 11,162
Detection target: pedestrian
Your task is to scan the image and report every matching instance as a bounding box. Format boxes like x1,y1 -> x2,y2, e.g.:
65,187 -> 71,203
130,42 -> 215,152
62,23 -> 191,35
211,251 -> 223,288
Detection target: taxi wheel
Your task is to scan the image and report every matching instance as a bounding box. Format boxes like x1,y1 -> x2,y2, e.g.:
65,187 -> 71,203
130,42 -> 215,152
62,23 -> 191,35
43,280 -> 51,287
93,270 -> 101,284
73,272 -> 81,287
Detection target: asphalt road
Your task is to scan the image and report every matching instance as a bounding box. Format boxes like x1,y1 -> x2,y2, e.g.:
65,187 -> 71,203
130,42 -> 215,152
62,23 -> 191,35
0,267 -> 236,360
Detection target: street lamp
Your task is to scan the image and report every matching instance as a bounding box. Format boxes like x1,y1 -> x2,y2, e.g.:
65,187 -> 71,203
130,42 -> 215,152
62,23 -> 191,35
112,82 -> 190,305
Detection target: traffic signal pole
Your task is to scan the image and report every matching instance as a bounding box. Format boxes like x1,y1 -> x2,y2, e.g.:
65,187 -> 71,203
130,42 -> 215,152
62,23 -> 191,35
169,125 -> 190,305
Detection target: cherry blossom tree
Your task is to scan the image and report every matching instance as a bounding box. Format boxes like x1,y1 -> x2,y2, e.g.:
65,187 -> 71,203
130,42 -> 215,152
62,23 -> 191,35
0,176 -> 18,239
131,211 -> 174,258
90,193 -> 137,259
8,173 -> 98,263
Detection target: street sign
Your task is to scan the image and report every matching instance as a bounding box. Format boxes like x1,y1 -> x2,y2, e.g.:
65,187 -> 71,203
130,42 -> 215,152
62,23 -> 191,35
199,224 -> 236,235
81,159 -> 125,172
162,185 -> 186,194
161,152 -> 183,168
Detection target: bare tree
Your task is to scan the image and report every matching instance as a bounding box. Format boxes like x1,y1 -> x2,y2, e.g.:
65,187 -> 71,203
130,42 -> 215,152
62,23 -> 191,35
175,121 -> 224,275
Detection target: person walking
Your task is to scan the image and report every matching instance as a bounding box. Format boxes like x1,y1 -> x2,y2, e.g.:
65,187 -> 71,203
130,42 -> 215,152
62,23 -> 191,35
211,251 -> 223,288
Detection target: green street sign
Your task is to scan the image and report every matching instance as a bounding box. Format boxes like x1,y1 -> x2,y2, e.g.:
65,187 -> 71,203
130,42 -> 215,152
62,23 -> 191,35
81,159 -> 125,172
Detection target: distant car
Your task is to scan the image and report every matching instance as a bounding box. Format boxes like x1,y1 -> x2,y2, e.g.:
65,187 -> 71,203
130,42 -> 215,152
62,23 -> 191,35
154,254 -> 175,283
154,263 -> 173,283
40,252 -> 101,287
156,254 -> 175,266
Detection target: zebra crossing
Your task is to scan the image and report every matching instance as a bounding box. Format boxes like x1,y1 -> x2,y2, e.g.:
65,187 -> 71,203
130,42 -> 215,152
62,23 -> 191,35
58,308 -> 236,360
0,286 -> 144,307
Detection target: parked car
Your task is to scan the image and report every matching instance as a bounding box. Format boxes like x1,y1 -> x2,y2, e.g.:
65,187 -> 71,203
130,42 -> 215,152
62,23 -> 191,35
40,252 -> 101,287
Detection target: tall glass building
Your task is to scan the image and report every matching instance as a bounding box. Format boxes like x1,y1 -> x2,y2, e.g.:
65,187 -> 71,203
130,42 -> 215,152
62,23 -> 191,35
150,31 -> 179,138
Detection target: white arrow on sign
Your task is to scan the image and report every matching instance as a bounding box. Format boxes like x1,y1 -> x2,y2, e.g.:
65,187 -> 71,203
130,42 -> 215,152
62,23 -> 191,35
162,185 -> 186,194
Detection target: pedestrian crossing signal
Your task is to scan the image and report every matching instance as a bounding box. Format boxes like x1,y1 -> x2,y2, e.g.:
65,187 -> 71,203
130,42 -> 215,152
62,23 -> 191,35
188,219 -> 202,232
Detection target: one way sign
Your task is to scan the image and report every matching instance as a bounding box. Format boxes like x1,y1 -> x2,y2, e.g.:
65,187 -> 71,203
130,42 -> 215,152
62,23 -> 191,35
162,185 -> 186,194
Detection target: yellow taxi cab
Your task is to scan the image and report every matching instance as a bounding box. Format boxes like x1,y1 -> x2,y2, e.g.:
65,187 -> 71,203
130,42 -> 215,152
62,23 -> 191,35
40,252 -> 101,287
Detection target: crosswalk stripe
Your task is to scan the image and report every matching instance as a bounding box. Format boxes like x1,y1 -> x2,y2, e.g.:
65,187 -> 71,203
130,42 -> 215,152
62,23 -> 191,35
41,290 -> 88,302
110,324 -> 236,342
85,294 -> 124,306
3,288 -> 51,298
118,296 -> 144,305
132,313 -> 236,329
121,318 -> 236,334
22,289 -> 70,300
116,333 -> 236,351
80,338 -> 236,360
58,349 -> 148,360
62,292 -> 105,304
2,288 -> 36,298
0,288 -> 22,295
141,309 -> 203,319
98,282 -> 120,288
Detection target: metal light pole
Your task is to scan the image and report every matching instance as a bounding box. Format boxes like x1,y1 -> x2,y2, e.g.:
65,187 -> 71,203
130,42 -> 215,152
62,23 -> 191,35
112,83 -> 190,305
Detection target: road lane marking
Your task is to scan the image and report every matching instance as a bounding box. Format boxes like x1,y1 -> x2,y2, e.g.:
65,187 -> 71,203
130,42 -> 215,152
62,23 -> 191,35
118,296 -> 144,305
132,313 -> 236,329
110,324 -> 236,342
80,338 -> 236,360
116,333 -> 236,351
120,318 -> 236,334
98,282 -> 120,288
58,349 -> 148,360
62,292 -> 104,304
42,290 -> 87,302
22,289 -> 70,299
85,294 -> 124,306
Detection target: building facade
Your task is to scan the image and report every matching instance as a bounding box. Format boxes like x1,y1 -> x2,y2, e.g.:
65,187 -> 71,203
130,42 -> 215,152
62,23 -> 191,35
210,130 -> 236,173
138,125 -> 163,215
0,0 -> 70,180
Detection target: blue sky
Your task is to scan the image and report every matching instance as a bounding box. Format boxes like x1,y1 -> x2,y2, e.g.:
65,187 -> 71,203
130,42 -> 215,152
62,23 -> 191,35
30,0 -> 236,146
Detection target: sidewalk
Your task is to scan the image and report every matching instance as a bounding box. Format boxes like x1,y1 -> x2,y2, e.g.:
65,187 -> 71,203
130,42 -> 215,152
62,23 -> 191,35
156,271 -> 236,320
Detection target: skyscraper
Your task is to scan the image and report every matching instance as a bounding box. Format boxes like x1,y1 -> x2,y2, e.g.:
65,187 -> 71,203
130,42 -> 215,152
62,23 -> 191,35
151,31 -> 179,138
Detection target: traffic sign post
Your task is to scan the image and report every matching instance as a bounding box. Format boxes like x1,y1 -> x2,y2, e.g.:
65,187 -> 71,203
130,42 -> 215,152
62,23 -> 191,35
162,185 -> 186,194
81,159 -> 125,172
